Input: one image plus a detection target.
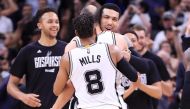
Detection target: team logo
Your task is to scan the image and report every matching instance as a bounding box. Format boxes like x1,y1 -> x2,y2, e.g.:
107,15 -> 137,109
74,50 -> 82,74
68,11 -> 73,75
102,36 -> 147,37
37,50 -> 42,53
46,51 -> 52,56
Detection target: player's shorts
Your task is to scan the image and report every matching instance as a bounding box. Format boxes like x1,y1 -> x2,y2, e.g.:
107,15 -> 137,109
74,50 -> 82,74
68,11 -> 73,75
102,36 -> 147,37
69,97 -> 77,109
119,96 -> 127,109
69,96 -> 124,109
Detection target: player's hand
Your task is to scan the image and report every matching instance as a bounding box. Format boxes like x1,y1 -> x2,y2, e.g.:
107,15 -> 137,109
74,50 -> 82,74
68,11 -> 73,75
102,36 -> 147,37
122,49 -> 131,62
21,93 -> 41,107
133,74 -> 141,87
130,82 -> 138,91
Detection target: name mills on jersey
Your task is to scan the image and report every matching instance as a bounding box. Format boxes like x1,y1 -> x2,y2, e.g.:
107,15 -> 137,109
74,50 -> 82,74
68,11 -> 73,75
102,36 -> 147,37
79,55 -> 101,66
34,56 -> 62,68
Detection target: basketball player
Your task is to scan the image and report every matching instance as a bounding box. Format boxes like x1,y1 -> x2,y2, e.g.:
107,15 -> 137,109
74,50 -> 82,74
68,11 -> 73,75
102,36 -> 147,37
53,4 -> 128,109
96,4 -> 162,109
52,4 -> 151,109
53,14 -> 139,109
7,8 -> 67,109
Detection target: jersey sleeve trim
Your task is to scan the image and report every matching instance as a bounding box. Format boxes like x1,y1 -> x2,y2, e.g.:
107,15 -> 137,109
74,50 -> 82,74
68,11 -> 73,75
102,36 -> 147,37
68,51 -> 73,78
73,38 -> 81,47
105,44 -> 122,107
105,44 -> 118,71
111,32 -> 116,45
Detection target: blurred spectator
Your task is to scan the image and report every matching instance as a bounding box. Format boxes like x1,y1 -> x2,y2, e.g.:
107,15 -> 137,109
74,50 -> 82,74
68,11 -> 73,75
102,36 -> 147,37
0,55 -> 26,109
0,3 -> 13,34
132,24 -> 173,109
58,0 -> 75,42
74,0 -> 88,18
1,3 -> 35,50
130,1 -> 151,31
157,42 -> 179,78
168,0 -> 185,26
181,15 -> 190,51
0,0 -> 20,30
156,24 -> 184,109
0,59 -> 9,83
26,0 -> 59,15
169,62 -> 185,109
117,1 -> 151,34
104,0 -> 129,14
19,3 -> 35,47
0,0 -> 18,16
152,11 -> 176,53
143,0 -> 168,31
181,47 -> 190,109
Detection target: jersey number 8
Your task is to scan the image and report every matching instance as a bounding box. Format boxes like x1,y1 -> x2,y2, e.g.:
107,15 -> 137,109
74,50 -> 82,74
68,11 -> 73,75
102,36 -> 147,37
84,70 -> 104,94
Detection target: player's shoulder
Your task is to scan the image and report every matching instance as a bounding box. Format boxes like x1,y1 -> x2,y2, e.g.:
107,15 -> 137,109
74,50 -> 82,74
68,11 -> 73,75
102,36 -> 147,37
107,44 -> 121,54
57,40 -> 67,46
114,32 -> 125,39
98,31 -> 113,37
70,36 -> 79,41
65,39 -> 77,53
16,42 -> 39,56
21,41 -> 38,51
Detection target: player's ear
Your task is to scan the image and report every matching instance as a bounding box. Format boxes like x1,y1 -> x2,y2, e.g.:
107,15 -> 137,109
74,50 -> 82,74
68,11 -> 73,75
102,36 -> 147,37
37,22 -> 42,30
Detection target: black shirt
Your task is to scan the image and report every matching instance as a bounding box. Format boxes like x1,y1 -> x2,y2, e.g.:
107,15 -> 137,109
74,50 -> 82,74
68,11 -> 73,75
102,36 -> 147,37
143,51 -> 170,81
122,59 -> 161,109
10,40 -> 67,109
181,35 -> 190,51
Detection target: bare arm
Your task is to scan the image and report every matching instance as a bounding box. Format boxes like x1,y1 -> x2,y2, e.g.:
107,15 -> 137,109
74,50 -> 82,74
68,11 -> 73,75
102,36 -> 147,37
7,75 -> 41,107
115,33 -> 131,61
117,6 -> 131,34
109,44 -> 138,82
137,79 -> 162,99
0,0 -> 18,16
65,38 -> 77,53
123,82 -> 137,99
52,80 -> 75,109
161,80 -> 173,97
173,27 -> 184,61
53,53 -> 70,96
132,5 -> 151,32
137,13 -> 152,33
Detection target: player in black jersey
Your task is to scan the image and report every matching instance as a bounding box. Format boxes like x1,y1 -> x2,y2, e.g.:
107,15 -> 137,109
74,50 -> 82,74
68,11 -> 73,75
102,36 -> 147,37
7,8 -> 67,109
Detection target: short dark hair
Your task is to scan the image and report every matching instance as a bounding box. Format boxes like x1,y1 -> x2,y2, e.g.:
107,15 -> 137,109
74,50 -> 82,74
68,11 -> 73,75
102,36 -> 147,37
132,24 -> 147,33
125,30 -> 139,39
33,8 -> 58,25
96,3 -> 120,25
73,14 -> 94,39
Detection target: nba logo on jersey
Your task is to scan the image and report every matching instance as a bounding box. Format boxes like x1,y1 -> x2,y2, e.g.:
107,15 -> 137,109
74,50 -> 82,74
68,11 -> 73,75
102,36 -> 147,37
87,48 -> 90,54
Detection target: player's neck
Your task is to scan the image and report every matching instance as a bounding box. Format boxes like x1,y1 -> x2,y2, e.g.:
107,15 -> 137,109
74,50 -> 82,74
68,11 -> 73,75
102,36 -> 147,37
80,37 -> 95,47
38,34 -> 57,47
